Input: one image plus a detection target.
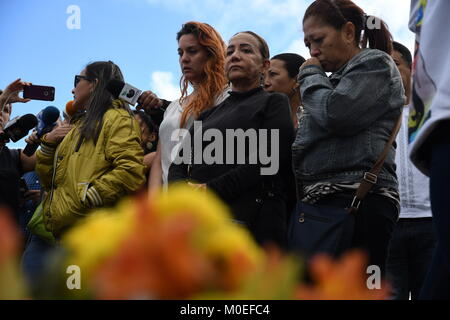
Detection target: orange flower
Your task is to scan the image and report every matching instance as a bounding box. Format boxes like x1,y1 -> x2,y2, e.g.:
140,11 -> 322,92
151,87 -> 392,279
0,208 -> 28,299
0,208 -> 21,265
296,250 -> 389,300
92,189 -> 266,299
93,195 -> 215,299
63,186 -> 286,299
194,245 -> 301,300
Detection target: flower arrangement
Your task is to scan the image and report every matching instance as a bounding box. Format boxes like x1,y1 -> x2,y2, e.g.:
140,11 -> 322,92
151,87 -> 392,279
57,184 -> 299,299
0,185 -> 389,300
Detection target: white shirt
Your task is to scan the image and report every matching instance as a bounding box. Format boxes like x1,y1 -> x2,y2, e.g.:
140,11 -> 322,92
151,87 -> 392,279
159,99 -> 186,186
158,89 -> 229,186
396,106 -> 432,218
409,0 -> 450,175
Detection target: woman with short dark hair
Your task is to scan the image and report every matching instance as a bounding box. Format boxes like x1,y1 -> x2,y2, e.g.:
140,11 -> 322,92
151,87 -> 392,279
265,53 -> 306,128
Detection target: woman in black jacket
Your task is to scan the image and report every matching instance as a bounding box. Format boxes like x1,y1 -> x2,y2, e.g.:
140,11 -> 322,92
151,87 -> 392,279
169,31 -> 295,248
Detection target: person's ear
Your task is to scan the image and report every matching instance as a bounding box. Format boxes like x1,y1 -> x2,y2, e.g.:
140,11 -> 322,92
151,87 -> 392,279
342,21 -> 356,46
90,79 -> 98,92
262,59 -> 270,71
149,133 -> 157,142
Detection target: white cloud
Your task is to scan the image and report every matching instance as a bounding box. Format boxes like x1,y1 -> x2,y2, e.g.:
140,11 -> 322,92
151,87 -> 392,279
285,38 -> 310,59
144,0 -> 414,58
353,0 -> 415,52
354,0 -> 411,33
144,0 -> 308,55
137,1 -> 415,108
150,71 -> 180,100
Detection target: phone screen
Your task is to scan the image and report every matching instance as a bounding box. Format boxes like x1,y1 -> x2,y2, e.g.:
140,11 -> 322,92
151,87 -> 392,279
23,85 -> 55,101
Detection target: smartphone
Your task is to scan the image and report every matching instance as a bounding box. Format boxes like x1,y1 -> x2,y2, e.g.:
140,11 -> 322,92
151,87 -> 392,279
23,85 -> 55,101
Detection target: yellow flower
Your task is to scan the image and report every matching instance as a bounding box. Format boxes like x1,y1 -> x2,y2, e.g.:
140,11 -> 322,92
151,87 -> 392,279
62,198 -> 136,282
59,185 -> 283,299
203,224 -> 262,266
154,184 -> 263,278
153,183 -> 230,227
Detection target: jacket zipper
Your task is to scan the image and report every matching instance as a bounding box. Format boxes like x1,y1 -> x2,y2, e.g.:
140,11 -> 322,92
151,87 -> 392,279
46,148 -> 60,233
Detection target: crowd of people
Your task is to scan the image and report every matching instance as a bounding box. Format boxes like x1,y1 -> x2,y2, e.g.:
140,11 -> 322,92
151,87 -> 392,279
1,0 -> 449,300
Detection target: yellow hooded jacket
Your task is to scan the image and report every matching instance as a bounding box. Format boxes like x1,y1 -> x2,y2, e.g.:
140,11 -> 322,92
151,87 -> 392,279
35,101 -> 146,236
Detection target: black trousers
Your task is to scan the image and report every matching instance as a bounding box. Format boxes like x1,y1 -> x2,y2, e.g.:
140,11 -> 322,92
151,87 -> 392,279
316,192 -> 399,276
386,218 -> 436,300
420,121 -> 450,300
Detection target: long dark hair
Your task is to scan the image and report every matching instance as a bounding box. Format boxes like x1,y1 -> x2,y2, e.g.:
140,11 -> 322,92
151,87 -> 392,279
303,0 -> 393,54
78,60 -> 131,144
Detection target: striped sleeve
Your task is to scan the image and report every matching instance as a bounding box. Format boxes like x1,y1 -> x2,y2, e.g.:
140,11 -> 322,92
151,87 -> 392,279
86,185 -> 103,207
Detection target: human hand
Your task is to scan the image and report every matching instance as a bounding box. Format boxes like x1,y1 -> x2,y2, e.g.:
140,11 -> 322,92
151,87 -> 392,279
25,130 -> 40,145
136,90 -> 163,114
300,57 -> 322,70
43,123 -> 72,144
1,78 -> 32,104
24,190 -> 41,204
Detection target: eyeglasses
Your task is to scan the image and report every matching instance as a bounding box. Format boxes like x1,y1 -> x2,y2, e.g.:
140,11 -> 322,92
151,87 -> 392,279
74,75 -> 91,88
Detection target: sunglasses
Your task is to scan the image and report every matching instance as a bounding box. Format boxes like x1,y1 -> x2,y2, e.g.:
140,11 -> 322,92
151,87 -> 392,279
74,75 -> 91,88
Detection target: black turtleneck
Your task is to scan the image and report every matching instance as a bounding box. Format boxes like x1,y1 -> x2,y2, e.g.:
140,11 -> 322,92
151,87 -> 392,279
168,86 -> 295,223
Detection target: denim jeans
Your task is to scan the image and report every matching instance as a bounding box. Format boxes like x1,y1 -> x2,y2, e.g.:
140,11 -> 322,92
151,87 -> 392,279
386,218 -> 436,300
21,234 -> 56,294
316,192 -> 399,276
420,121 -> 450,299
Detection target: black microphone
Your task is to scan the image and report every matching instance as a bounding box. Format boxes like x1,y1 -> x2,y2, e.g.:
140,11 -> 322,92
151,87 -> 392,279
23,106 -> 60,156
0,114 -> 38,143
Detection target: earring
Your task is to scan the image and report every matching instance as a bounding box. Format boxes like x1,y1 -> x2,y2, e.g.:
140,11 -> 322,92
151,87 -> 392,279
259,73 -> 265,87
288,86 -> 299,98
146,141 -> 154,151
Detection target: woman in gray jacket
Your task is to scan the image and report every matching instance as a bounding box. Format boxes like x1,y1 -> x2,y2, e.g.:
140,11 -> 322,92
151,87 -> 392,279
292,0 -> 404,275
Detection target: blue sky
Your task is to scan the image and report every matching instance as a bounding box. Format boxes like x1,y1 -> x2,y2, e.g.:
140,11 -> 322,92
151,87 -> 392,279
1,0 -> 414,149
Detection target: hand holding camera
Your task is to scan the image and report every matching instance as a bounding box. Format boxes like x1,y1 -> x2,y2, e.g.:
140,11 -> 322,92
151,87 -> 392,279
0,78 -> 32,105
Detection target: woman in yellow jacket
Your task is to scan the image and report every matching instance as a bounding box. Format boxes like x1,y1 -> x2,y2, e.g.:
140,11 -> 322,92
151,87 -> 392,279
35,61 -> 146,237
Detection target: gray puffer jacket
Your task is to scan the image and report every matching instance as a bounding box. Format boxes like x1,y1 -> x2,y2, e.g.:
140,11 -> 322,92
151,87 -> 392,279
293,48 -> 404,199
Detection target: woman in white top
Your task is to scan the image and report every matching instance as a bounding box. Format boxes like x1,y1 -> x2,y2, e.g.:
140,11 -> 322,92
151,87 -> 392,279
138,21 -> 228,192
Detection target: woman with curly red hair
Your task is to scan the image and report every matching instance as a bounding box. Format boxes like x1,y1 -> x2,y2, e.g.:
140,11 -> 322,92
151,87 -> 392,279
143,22 -> 229,191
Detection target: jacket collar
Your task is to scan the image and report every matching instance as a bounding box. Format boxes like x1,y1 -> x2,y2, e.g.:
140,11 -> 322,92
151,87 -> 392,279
228,86 -> 263,99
